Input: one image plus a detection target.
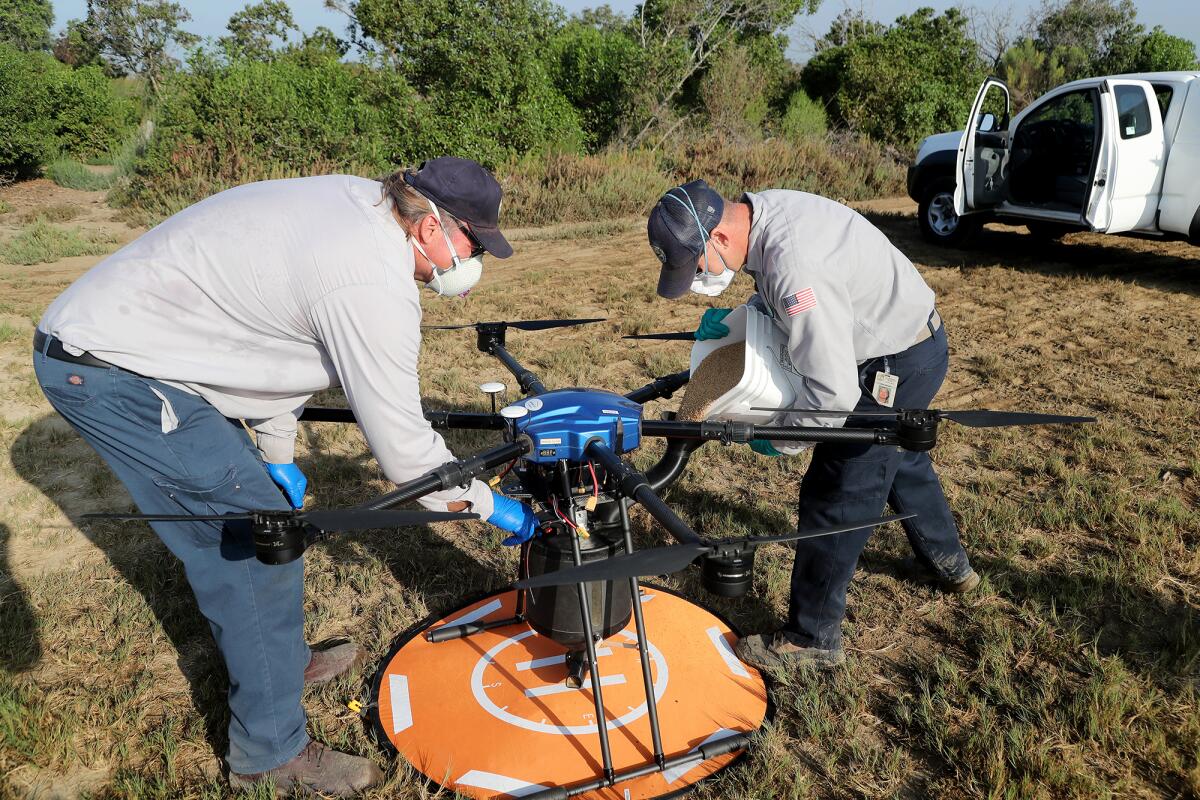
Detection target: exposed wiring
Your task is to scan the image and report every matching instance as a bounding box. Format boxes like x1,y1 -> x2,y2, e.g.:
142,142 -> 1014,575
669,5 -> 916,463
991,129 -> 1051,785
550,496 -> 579,532
587,460 -> 599,499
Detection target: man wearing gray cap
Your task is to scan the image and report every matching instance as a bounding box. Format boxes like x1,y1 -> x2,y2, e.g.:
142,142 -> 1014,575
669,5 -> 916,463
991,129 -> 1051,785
34,158 -> 540,794
646,181 -> 979,671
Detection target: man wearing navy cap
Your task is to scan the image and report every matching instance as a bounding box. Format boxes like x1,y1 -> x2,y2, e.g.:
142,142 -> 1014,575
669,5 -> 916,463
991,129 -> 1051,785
34,158 -> 540,794
646,181 -> 979,671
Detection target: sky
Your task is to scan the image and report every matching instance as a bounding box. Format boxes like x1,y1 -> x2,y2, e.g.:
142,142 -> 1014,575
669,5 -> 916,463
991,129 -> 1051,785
49,0 -> 1200,63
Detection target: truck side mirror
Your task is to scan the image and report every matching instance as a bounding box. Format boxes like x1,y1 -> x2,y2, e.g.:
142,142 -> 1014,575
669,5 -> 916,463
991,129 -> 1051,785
978,113 -> 997,133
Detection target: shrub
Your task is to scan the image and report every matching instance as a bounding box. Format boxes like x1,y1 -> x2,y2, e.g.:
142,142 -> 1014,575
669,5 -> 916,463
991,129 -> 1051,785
0,45 -> 137,179
45,159 -> 117,191
0,45 -> 54,179
44,65 -> 138,159
499,149 -> 671,225
802,8 -> 985,147
0,220 -> 117,265
119,52 -> 437,213
778,89 -> 827,139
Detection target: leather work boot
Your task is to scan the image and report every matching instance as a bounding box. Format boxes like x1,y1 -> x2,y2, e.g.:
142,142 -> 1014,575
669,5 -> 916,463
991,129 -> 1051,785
734,630 -> 845,671
903,557 -> 982,594
304,641 -> 369,687
229,741 -> 383,796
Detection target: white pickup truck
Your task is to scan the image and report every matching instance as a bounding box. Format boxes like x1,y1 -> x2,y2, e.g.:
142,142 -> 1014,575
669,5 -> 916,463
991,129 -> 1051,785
906,71 -> 1200,246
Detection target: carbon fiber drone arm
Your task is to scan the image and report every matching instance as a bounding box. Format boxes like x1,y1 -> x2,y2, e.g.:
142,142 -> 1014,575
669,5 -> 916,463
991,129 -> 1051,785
624,370 -> 691,404
641,419 -> 898,447
355,438 -> 531,511
585,440 -> 703,545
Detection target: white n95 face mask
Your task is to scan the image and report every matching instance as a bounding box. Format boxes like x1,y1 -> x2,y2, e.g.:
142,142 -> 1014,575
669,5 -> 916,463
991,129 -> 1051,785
690,249 -> 735,296
412,200 -> 484,298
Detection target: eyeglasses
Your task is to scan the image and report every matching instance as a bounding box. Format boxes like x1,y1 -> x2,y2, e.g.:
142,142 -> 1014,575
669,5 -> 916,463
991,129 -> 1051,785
457,222 -> 486,259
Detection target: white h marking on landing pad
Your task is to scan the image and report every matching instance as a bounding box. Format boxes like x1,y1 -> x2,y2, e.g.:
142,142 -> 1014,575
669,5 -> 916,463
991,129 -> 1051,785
455,769 -> 548,797
524,674 -> 627,698
388,674 -> 413,733
661,728 -> 740,784
515,648 -> 612,671
706,626 -> 750,678
441,598 -> 503,628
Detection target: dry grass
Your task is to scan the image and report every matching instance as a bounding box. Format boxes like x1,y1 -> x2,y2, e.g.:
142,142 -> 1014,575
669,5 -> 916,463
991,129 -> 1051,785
0,182 -> 1197,799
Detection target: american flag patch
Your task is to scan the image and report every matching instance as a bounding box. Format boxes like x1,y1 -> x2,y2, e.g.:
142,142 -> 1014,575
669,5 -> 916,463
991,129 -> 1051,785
783,287 -> 817,316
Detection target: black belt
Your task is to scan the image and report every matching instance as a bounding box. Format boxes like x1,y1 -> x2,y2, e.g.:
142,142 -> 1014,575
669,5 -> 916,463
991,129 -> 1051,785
34,330 -> 116,370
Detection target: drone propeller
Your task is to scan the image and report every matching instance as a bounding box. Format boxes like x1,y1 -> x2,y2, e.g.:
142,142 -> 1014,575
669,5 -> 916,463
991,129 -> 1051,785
622,331 -> 695,341
424,318 -> 606,332
514,513 -> 913,589
82,508 -> 478,531
751,407 -> 1096,428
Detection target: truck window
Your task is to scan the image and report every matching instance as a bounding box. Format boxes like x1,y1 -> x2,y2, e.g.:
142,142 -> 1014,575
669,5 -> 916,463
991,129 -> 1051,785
1114,85 -> 1152,139
1151,85 -> 1173,120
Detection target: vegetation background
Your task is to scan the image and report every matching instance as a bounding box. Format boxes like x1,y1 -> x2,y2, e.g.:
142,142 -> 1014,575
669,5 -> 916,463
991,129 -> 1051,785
0,0 -> 1197,797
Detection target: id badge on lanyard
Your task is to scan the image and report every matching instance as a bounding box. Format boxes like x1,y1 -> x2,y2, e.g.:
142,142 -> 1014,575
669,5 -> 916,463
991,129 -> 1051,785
872,355 -> 897,408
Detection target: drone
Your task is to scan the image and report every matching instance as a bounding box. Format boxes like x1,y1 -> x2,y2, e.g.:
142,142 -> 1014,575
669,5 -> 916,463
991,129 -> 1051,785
86,316 -> 1094,800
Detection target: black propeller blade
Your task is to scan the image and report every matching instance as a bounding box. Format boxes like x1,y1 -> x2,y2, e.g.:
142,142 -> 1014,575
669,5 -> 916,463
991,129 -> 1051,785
82,508 -> 479,531
622,331 -> 695,341
424,318 -> 606,331
751,406 -> 1096,427
514,513 -> 913,589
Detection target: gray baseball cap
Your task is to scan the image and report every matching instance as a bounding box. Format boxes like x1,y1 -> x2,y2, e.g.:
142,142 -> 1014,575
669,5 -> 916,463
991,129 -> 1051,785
646,180 -> 724,299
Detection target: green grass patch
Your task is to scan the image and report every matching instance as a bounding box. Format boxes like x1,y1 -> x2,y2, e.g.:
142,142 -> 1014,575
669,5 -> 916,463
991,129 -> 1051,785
44,159 -> 117,191
0,221 -> 116,265
0,199 -> 12,215
17,202 -> 81,223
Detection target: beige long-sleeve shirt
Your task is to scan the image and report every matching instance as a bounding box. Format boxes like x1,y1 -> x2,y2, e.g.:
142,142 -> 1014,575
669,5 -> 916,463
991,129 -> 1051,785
38,175 -> 493,516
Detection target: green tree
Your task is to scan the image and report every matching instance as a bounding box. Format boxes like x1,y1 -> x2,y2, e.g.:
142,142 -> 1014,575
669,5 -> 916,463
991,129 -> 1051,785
814,8 -> 883,52
52,18 -> 108,69
329,0 -> 585,158
548,19 -> 644,147
0,0 -> 53,51
1133,28 -> 1197,72
1000,37 -> 1069,109
628,0 -> 821,146
802,7 -> 985,146
84,0 -> 199,93
220,1 -> 299,61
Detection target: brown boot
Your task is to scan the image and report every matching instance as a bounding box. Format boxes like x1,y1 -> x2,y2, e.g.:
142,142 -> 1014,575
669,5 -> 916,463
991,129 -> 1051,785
304,641 -> 368,687
229,741 -> 383,796
734,630 -> 845,671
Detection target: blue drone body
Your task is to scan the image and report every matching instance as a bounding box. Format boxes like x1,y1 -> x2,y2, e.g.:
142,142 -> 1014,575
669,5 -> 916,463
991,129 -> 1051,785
505,389 -> 643,464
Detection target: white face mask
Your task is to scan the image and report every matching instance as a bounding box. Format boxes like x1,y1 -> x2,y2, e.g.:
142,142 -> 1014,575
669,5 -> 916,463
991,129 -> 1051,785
412,200 -> 484,298
690,248 -> 735,296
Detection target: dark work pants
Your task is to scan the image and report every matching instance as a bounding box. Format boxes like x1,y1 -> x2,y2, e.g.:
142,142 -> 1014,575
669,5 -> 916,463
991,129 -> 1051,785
787,324 -> 972,649
33,341 -> 310,774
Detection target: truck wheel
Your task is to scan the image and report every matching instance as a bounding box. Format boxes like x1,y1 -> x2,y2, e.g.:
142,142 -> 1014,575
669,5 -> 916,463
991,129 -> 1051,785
918,179 -> 980,246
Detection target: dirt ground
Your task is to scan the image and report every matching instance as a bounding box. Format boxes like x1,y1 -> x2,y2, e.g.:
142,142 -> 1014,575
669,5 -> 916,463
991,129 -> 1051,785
0,180 -> 1197,798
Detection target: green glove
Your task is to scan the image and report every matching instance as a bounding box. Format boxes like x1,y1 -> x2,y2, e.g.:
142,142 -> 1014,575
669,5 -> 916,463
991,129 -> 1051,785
695,308 -> 732,340
749,439 -> 781,457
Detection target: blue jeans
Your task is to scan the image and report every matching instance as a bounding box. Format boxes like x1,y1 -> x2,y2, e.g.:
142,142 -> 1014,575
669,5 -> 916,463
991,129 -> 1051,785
33,341 -> 309,774
787,324 -> 972,649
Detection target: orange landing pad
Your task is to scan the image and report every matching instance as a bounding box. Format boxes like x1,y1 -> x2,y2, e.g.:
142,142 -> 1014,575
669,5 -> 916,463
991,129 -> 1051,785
368,587 -> 769,800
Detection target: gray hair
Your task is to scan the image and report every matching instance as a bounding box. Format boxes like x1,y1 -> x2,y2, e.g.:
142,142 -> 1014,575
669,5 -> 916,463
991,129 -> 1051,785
378,168 -> 460,235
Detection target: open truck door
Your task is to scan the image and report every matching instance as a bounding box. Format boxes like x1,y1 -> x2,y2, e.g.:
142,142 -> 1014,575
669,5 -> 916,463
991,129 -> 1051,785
1085,79 -> 1167,233
955,78 -> 1011,216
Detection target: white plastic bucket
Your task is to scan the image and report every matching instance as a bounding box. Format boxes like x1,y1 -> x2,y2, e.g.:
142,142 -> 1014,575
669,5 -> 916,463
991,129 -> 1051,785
688,304 -> 805,423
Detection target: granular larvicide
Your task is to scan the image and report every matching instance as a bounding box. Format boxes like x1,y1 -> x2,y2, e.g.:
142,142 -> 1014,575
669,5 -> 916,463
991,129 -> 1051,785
676,342 -> 746,421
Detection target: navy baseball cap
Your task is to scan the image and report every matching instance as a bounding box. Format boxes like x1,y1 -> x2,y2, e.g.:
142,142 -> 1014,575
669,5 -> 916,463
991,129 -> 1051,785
647,180 -> 725,298
404,157 -> 513,258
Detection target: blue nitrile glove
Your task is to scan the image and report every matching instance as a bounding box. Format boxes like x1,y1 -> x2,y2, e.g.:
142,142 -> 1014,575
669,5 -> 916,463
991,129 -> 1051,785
694,308 -> 732,340
265,462 -> 308,509
487,492 -> 541,546
749,440 -> 782,457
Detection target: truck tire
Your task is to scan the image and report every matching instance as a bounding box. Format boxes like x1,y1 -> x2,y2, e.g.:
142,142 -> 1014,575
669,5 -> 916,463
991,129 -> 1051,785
918,179 -> 980,246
